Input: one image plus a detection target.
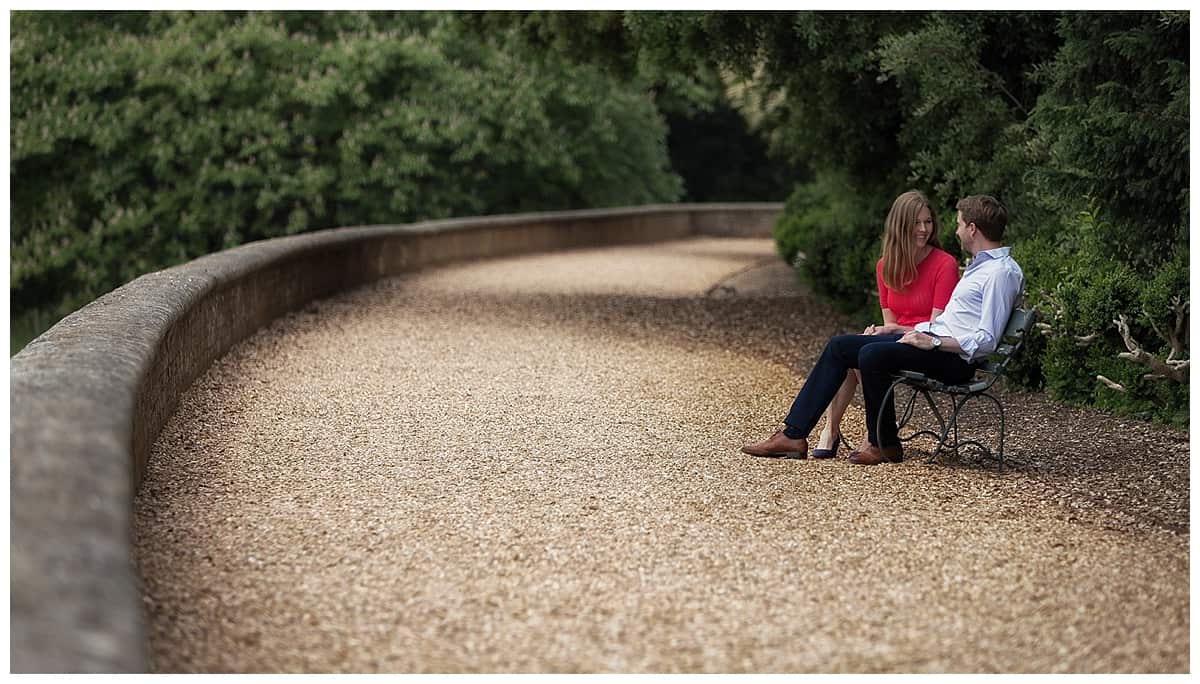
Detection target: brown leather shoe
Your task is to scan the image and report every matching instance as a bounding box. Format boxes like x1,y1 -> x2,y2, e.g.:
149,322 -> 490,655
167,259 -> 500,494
848,444 -> 903,465
741,430 -> 808,459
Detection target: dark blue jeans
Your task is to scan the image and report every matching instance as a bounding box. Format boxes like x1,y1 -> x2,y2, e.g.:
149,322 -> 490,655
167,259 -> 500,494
782,334 -> 976,448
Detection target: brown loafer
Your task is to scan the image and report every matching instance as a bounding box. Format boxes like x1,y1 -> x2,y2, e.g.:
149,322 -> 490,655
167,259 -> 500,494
848,444 -> 903,465
741,430 -> 808,459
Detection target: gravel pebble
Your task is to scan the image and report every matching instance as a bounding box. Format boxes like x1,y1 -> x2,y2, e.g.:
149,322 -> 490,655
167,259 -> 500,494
133,237 -> 1189,673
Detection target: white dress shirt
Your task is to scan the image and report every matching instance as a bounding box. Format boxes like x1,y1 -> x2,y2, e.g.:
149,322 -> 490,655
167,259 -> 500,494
914,246 -> 1023,362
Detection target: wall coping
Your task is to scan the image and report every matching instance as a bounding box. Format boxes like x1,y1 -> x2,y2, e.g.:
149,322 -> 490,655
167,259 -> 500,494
9,202 -> 783,672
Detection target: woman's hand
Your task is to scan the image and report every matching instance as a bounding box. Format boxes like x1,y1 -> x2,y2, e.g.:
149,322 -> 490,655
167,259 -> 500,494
864,323 -> 898,335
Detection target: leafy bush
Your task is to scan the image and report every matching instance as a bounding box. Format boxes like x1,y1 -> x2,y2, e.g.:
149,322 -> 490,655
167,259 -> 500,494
11,10 -> 682,324
773,173 -> 890,320
1013,206 -> 1188,426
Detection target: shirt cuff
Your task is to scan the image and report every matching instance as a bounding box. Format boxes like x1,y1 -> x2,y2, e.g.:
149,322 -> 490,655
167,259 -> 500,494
957,335 -> 981,361
957,331 -> 995,362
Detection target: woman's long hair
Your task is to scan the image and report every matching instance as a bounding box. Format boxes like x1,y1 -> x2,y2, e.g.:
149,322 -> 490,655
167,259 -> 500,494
881,190 -> 940,293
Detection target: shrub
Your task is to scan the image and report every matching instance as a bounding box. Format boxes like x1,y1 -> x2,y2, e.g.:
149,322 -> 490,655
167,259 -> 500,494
1014,206 -> 1188,427
773,173 -> 891,321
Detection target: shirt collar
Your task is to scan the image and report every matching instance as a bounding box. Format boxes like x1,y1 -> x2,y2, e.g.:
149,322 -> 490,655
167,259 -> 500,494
966,246 -> 1010,270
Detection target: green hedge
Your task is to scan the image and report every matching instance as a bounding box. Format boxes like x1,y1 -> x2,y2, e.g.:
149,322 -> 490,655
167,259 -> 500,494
12,10 -> 682,329
772,173 -> 890,320
1013,210 -> 1189,425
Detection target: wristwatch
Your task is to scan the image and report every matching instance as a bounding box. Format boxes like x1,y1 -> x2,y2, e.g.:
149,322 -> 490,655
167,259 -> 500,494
925,331 -> 942,349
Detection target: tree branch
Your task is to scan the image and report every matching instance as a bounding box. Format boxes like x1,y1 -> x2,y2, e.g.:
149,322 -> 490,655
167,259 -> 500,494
1140,297 -> 1189,363
1170,295 -> 1188,360
983,68 -> 1028,115
1114,314 -> 1189,383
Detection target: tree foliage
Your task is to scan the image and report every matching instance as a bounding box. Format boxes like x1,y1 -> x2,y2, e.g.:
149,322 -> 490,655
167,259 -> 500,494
12,10 -> 682,320
1025,11 -> 1189,268
460,10 -> 801,203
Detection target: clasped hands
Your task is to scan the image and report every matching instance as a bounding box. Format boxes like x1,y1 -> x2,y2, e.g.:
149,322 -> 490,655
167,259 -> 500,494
861,323 -> 901,336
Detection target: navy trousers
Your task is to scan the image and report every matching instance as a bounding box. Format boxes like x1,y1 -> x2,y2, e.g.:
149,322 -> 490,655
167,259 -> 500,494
782,334 -> 976,448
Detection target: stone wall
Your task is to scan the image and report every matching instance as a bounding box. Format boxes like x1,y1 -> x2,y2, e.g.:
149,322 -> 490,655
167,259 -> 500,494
9,203 -> 782,672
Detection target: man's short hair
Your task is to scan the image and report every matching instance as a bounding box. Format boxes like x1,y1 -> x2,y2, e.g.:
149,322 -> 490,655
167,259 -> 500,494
956,195 -> 1008,242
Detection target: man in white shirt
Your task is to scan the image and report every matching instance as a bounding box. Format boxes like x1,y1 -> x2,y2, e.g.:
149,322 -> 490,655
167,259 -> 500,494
742,195 -> 1024,465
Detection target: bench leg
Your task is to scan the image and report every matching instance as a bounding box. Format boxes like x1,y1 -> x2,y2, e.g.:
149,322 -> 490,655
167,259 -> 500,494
880,380 -> 947,461
880,382 -> 1009,470
942,392 -> 1006,469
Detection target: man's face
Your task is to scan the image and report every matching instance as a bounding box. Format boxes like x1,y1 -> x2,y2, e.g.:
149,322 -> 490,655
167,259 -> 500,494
955,211 -> 973,251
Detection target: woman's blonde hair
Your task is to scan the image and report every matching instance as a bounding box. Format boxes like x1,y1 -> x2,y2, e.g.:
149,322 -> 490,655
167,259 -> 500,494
881,190 -> 940,292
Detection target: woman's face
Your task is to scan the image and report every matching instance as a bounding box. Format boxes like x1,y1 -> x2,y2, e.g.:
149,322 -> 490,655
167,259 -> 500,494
912,206 -> 934,247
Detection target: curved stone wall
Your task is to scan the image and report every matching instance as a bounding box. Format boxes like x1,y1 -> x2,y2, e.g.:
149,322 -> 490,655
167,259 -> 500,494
9,203 -> 782,672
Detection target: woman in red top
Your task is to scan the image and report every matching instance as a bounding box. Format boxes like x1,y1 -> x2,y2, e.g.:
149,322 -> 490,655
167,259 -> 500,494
811,190 -> 959,457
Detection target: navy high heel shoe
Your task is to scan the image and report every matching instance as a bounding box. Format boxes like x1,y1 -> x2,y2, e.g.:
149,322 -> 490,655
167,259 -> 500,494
810,433 -> 841,459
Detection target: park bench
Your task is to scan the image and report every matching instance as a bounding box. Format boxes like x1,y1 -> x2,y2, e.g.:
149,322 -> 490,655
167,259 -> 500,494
878,306 -> 1038,470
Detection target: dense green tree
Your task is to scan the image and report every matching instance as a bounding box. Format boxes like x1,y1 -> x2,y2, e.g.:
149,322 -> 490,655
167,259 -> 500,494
463,10 -> 801,203
622,11 -> 920,186
1011,12 -> 1189,424
874,12 -> 1062,244
12,10 -> 682,327
1024,11 -> 1189,268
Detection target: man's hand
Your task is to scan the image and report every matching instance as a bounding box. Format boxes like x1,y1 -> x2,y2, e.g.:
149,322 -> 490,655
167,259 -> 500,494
899,330 -> 937,350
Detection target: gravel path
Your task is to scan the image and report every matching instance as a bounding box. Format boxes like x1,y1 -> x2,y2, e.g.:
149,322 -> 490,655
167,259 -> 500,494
134,236 -> 1189,673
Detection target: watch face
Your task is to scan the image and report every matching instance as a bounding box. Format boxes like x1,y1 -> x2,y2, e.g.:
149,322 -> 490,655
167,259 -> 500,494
931,336 -> 941,347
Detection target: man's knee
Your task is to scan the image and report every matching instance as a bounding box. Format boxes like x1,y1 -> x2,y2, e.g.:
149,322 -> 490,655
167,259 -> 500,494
828,334 -> 859,349
825,334 -> 860,363
857,342 -> 896,374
